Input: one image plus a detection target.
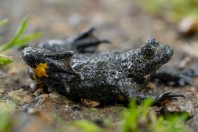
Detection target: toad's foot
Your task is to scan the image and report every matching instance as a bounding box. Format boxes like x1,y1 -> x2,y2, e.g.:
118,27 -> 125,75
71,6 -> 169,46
153,92 -> 185,106
128,92 -> 185,106
67,26 -> 110,53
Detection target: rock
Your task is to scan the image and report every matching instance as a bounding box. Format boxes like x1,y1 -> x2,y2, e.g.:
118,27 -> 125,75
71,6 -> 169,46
178,16 -> 198,37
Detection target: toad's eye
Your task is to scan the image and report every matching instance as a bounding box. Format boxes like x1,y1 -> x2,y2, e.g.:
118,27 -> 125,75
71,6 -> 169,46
141,44 -> 155,59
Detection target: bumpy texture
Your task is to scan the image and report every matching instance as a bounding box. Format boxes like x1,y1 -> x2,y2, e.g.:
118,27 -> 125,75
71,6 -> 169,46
22,38 -> 185,105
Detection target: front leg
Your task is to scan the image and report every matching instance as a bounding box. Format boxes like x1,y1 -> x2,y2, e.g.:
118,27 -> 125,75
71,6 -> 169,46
152,92 -> 185,106
127,91 -> 185,106
118,80 -> 184,106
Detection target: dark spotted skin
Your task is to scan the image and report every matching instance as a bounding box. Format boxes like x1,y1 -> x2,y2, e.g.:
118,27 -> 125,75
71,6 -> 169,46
22,39 -> 184,105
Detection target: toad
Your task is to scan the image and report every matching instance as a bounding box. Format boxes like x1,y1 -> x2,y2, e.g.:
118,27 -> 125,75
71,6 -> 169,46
22,38 -> 184,105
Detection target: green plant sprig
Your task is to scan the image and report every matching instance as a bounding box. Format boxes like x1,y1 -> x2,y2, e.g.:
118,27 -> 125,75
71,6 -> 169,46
121,99 -> 189,132
0,18 -> 41,53
0,19 -> 8,27
0,55 -> 12,66
0,18 -> 41,66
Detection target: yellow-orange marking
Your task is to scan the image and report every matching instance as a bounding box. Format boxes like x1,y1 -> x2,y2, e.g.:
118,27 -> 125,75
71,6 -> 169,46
33,63 -> 49,79
160,99 -> 170,105
118,95 -> 125,101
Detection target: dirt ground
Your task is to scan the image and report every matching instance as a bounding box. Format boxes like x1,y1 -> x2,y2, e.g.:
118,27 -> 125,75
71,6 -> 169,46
0,0 -> 198,131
